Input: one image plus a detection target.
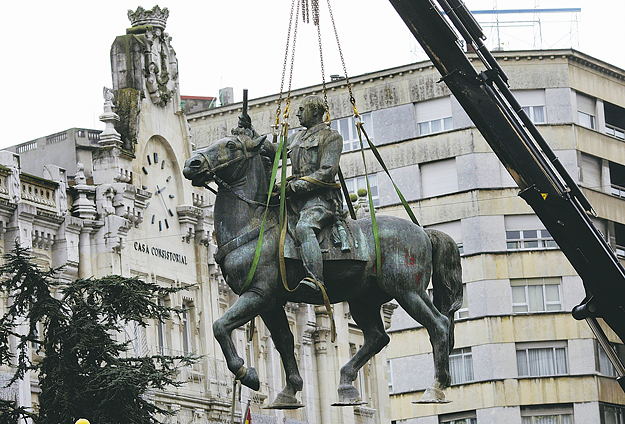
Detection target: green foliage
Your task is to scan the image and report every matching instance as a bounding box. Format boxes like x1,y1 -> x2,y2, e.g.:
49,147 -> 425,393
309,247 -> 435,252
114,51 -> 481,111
0,399 -> 33,424
0,245 -> 196,424
0,244 -> 63,385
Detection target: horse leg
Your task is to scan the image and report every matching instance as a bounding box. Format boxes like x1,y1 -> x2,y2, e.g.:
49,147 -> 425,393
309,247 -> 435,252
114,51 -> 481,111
395,291 -> 451,402
259,306 -> 303,407
213,290 -> 273,391
337,299 -> 390,404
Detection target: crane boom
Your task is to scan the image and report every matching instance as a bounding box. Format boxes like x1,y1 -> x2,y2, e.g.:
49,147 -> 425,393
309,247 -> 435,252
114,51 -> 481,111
389,0 -> 625,389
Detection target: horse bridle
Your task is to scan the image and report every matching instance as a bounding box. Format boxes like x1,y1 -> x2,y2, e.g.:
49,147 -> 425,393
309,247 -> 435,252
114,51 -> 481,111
196,138 -> 278,208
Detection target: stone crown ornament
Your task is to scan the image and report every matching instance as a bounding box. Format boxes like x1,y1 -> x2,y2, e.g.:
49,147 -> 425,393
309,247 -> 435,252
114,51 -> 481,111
128,6 -> 169,29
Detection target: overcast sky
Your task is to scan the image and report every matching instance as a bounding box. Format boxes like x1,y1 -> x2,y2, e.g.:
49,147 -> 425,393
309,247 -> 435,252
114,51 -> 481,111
2,0 -> 623,149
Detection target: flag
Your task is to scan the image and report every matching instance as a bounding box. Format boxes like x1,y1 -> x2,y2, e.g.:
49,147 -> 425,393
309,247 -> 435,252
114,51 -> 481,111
242,399 -> 251,424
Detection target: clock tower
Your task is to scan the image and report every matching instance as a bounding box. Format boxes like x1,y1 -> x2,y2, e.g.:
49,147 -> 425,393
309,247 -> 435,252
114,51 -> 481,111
91,6 -> 211,288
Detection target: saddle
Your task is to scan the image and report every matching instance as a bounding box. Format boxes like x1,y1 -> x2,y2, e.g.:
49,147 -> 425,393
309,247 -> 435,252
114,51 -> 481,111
213,216 -> 368,265
282,217 -> 369,262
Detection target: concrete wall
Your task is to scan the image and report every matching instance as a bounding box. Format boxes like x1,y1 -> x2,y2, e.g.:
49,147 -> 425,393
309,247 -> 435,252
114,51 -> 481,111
186,49 -> 625,424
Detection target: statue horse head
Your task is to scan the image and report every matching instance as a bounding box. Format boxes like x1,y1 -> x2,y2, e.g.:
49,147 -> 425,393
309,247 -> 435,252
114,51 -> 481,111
183,132 -> 269,194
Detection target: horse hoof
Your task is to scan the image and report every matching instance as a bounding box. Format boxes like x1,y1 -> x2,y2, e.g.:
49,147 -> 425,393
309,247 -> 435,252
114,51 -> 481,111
264,393 -> 304,410
240,367 -> 260,391
336,384 -> 362,404
413,387 -> 451,404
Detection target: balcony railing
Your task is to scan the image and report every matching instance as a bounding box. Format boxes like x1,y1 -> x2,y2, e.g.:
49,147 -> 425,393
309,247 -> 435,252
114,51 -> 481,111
146,346 -> 234,398
611,184 -> 625,199
606,124 -> 625,140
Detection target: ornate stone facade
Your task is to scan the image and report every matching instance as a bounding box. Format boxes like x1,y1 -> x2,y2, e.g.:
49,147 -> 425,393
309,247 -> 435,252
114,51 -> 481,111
2,6 -> 394,424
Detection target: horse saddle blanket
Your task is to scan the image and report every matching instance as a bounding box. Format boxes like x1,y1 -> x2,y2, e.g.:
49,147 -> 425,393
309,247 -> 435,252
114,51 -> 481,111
283,218 -> 369,262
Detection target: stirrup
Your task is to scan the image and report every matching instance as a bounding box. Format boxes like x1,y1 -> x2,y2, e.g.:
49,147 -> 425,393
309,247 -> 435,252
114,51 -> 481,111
299,276 -> 323,292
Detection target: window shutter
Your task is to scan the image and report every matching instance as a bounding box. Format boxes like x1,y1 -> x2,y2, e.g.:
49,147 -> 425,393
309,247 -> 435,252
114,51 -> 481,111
421,158 -> 458,198
577,92 -> 596,115
415,96 -> 452,123
513,89 -> 545,106
427,220 -> 463,244
581,153 -> 601,189
505,214 -> 543,231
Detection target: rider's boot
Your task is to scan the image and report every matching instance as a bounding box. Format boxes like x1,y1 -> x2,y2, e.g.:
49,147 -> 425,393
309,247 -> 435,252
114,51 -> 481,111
299,240 -> 325,293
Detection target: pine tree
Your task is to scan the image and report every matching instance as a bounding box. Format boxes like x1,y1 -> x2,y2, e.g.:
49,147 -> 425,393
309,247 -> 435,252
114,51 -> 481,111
0,245 -> 196,424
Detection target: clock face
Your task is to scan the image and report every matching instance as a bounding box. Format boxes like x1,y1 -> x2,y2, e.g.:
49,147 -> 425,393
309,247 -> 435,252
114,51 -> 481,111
141,139 -> 181,233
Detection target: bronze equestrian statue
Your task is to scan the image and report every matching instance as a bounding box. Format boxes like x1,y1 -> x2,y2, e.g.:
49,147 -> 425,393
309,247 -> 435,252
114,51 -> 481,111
183,96 -> 463,408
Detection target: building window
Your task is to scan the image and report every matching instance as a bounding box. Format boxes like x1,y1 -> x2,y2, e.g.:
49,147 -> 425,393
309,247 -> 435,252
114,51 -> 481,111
387,359 -> 393,393
330,113 -> 373,152
606,124 -> 625,140
514,90 -> 547,124
456,284 -> 469,319
605,102 -> 625,141
157,297 -> 169,355
416,97 -> 453,136
614,222 -> 625,258
426,220 -> 464,256
450,347 -> 474,385
521,405 -> 573,424
609,162 -> 625,198
578,111 -> 596,129
505,215 -> 558,251
580,152 -> 602,190
577,92 -> 596,130
516,342 -> 568,377
344,174 -> 379,207
511,277 -> 562,313
439,411 -> 477,424
181,301 -> 193,355
506,229 -> 557,250
418,117 -> 453,135
596,341 -> 625,377
522,106 -> 546,124
601,403 -> 625,424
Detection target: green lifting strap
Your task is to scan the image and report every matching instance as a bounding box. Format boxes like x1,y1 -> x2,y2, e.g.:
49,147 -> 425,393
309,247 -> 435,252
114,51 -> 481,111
239,131 -> 286,295
356,122 -> 382,281
358,124 -> 420,227
355,120 -> 421,281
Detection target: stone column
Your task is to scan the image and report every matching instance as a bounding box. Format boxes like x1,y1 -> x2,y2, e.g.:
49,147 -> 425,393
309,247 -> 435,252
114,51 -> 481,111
314,306 -> 332,424
72,165 -> 96,279
78,227 -> 92,279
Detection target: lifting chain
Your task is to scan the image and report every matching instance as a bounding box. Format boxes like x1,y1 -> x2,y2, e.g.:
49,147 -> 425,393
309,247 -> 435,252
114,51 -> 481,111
276,0 -> 358,129
312,0 -> 331,122
275,0 -> 301,135
302,0 -> 310,24
325,0 -> 358,118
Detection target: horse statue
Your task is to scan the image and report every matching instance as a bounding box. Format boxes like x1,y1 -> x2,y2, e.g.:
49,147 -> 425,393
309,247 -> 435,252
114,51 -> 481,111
183,132 -> 463,407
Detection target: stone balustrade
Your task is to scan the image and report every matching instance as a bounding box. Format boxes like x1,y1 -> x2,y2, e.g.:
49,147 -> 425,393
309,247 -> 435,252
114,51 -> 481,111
20,175 -> 58,213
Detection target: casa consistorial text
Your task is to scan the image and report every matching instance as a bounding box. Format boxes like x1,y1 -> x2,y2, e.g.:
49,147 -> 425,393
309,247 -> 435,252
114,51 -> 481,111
133,241 -> 188,265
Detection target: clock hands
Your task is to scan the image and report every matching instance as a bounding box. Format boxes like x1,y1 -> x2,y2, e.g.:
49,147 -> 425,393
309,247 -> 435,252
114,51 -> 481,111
145,151 -> 175,232
156,185 -> 174,217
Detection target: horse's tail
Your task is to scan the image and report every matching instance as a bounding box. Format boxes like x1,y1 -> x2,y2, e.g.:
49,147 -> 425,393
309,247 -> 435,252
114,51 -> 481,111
425,229 -> 463,353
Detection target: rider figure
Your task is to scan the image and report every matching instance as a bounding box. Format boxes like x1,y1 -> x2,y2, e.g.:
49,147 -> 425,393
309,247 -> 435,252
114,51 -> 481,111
237,94 -> 344,294
287,95 -> 343,293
